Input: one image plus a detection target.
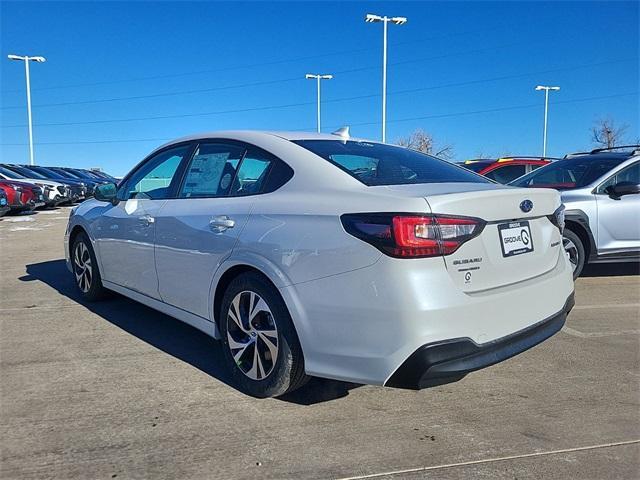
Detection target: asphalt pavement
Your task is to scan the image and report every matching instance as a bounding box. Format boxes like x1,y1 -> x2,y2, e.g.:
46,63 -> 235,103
1,207 -> 639,479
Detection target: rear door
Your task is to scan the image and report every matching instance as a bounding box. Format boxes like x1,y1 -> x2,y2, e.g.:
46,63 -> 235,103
594,161 -> 640,254
154,142 -> 276,319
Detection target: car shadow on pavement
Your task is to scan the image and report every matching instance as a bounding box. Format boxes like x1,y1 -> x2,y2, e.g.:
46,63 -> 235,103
22,259 -> 361,405
582,262 -> 640,277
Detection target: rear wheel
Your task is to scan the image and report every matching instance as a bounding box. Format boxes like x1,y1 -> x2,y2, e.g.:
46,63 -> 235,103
219,272 -> 308,398
563,229 -> 585,279
71,232 -> 109,301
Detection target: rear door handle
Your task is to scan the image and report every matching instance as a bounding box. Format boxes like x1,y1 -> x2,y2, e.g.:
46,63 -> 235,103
209,215 -> 235,233
139,214 -> 155,227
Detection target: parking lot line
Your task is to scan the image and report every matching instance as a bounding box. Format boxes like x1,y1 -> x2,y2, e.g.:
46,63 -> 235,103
572,303 -> 640,310
562,326 -> 640,338
335,439 -> 640,480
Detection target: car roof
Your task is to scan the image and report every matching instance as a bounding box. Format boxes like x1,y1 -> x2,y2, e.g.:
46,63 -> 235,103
563,151 -> 639,161
153,130 -> 379,153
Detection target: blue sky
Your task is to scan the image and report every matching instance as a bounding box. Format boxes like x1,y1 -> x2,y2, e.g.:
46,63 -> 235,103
1,1 -> 638,175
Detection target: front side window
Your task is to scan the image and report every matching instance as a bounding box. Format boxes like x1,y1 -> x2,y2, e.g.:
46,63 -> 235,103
293,140 -> 489,186
597,162 -> 639,193
124,145 -> 190,200
179,143 -> 245,198
484,164 -> 526,184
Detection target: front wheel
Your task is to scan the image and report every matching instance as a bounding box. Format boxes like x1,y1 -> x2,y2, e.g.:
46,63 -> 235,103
71,232 -> 109,301
219,272 -> 308,398
563,229 -> 585,279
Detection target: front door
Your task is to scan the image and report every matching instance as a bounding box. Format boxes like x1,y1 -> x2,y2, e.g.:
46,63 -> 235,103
594,161 -> 640,254
94,144 -> 192,298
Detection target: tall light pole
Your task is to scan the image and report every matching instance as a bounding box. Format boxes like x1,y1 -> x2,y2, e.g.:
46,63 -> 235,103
365,13 -> 407,143
7,54 -> 46,166
305,73 -> 333,133
535,85 -> 560,158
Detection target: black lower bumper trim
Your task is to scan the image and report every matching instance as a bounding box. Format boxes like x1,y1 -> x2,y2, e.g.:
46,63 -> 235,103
386,293 -> 575,390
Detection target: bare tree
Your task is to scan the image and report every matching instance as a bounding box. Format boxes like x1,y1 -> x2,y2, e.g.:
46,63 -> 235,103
396,129 -> 454,160
591,118 -> 629,149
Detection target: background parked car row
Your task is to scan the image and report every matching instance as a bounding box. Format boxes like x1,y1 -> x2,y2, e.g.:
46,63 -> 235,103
0,164 -> 117,216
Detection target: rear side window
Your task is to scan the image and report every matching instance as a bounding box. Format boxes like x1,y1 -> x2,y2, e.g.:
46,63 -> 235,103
179,143 -> 245,198
293,140 -> 489,186
230,149 -> 272,196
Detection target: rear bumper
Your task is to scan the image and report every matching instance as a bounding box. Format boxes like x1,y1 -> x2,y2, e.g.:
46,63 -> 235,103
385,293 -> 574,389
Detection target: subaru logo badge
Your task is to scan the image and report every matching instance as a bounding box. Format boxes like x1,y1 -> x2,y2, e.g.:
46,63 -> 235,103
520,200 -> 534,213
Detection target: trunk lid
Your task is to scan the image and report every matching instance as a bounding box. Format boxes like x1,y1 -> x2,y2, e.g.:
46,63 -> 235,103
379,183 -> 563,291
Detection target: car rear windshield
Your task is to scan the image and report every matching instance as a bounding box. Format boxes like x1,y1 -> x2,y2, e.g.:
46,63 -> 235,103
293,140 -> 490,186
509,155 -> 627,190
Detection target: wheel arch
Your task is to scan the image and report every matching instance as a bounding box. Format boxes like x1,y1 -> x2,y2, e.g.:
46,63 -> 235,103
564,209 -> 596,261
209,256 -> 311,353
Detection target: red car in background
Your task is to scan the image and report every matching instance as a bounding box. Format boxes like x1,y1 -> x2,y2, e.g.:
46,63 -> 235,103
0,180 -> 44,213
458,157 -> 555,184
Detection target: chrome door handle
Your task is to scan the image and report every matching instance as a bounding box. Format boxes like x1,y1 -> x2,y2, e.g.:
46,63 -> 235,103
139,214 -> 155,226
209,215 -> 235,233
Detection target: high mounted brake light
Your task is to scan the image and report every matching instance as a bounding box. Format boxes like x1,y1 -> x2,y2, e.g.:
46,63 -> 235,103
341,213 -> 486,258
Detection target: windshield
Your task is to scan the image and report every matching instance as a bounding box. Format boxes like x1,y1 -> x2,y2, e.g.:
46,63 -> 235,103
293,140 -> 490,186
0,166 -> 26,179
51,168 -> 80,179
7,165 -> 47,179
510,156 -> 626,190
67,169 -> 94,180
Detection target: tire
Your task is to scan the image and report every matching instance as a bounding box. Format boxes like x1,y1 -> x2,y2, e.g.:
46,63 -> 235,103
71,232 -> 109,301
563,228 -> 585,279
219,272 -> 309,398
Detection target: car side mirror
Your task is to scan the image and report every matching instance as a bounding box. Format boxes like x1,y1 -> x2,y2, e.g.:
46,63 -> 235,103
606,182 -> 640,199
94,183 -> 119,205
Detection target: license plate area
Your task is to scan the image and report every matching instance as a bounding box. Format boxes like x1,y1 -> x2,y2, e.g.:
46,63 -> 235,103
498,221 -> 534,257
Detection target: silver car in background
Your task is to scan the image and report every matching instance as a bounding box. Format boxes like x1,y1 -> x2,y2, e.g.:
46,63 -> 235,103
65,131 -> 574,398
511,146 -> 640,277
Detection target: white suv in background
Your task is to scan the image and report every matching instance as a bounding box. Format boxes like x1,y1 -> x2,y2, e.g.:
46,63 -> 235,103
511,146 -> 640,277
65,131 -> 574,397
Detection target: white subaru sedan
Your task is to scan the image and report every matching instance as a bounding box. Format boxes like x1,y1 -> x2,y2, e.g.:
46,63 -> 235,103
65,131 -> 574,397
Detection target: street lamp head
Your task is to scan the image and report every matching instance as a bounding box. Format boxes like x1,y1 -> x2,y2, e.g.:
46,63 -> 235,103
320,74 -> 333,80
305,74 -> 316,79
365,13 -> 383,23
30,56 -> 46,63
7,54 -> 24,61
536,85 -> 560,91
391,16 -> 408,25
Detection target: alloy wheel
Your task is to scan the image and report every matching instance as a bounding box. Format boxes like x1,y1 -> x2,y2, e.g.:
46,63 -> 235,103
74,241 -> 93,293
563,237 -> 579,273
226,290 -> 278,381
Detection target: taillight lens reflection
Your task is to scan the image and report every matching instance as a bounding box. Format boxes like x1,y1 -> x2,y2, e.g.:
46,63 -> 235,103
342,213 -> 485,258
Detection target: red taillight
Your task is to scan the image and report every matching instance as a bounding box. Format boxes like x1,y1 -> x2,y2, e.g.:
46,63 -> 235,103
341,213 -> 485,258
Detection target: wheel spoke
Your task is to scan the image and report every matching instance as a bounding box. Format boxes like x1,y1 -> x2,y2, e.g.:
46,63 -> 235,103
228,295 -> 245,332
227,332 -> 250,351
249,297 -> 270,321
255,345 -> 266,379
258,332 -> 278,362
245,342 -> 259,380
229,334 -> 251,363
